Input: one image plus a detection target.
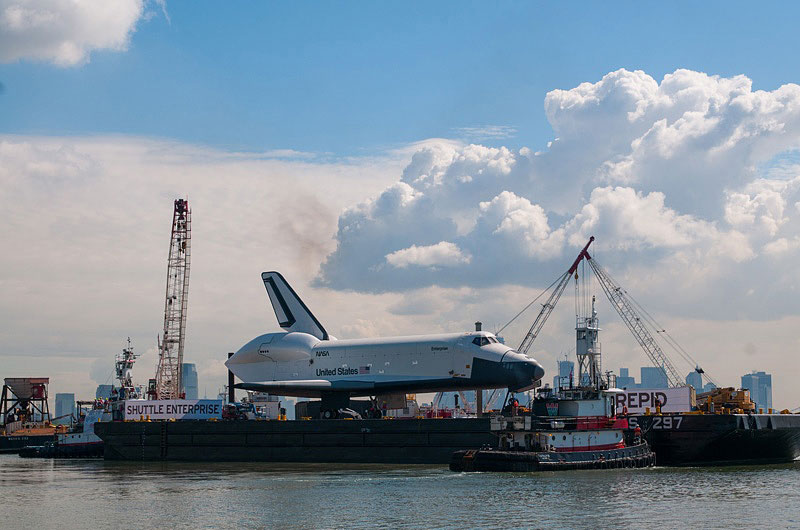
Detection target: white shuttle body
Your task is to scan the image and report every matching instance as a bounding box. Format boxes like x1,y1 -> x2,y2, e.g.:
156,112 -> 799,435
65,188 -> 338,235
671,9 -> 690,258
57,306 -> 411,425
226,272 -> 545,405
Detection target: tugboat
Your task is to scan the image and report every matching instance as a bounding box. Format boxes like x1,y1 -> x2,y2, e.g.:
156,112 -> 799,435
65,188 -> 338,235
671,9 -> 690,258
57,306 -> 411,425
19,339 -> 144,459
451,297 -> 655,472
450,389 -> 654,472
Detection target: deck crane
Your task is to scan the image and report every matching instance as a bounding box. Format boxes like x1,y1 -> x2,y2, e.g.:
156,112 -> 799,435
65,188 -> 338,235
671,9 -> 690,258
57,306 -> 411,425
513,236 -> 703,389
153,199 -> 192,400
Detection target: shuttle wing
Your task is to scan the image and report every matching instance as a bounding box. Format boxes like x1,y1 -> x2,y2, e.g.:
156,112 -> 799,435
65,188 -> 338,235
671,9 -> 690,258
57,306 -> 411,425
235,379 -> 375,397
262,271 -> 329,340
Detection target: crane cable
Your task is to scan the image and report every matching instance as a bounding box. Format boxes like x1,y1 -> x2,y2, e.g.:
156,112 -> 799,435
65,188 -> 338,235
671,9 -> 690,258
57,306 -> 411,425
496,272 -> 566,336
624,289 -> 718,386
590,260 -> 719,387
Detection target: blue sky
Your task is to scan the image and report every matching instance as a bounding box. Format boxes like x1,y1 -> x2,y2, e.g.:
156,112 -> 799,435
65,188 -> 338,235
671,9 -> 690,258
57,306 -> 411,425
2,2 -> 799,154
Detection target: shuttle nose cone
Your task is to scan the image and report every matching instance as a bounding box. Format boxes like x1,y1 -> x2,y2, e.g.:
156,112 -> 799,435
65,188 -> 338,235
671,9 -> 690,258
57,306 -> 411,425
510,358 -> 545,392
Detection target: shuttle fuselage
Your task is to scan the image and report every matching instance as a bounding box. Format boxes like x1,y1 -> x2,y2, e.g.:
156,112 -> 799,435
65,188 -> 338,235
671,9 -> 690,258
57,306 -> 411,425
225,272 -> 545,404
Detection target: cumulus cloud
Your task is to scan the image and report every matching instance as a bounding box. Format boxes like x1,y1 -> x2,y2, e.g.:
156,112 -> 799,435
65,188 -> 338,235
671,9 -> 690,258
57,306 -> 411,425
317,68 -> 800,323
386,241 -> 471,269
0,0 -> 148,66
476,191 -> 564,259
565,186 -> 716,249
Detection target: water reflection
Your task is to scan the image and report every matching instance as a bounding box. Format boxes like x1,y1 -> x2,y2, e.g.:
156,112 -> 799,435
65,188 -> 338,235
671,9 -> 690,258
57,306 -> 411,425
1,456 -> 798,528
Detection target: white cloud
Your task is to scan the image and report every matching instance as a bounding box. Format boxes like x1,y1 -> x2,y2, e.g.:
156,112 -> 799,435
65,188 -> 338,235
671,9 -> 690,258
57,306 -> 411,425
386,241 -> 471,269
477,191 -> 564,259
0,0 -> 147,66
565,186 -> 716,249
763,237 -> 800,256
725,175 -> 800,236
543,69 -> 800,215
317,68 -> 800,329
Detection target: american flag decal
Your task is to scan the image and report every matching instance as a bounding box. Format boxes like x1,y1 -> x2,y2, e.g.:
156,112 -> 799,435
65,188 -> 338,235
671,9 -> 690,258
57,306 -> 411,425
359,365 -> 370,374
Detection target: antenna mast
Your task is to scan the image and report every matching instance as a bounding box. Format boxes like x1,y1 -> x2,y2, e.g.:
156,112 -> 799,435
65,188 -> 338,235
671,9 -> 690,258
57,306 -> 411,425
155,199 -> 191,399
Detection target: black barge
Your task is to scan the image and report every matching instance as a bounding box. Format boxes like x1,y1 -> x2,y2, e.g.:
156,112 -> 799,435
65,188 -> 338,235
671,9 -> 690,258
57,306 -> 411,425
94,412 -> 800,465
95,417 -> 495,463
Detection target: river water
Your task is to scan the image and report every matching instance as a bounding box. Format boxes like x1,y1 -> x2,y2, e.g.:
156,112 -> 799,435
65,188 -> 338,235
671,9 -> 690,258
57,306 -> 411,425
1,455 -> 798,529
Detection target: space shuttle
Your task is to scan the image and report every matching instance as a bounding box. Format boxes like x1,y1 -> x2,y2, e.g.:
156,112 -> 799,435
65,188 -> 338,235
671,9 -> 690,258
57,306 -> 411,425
226,272 -> 545,415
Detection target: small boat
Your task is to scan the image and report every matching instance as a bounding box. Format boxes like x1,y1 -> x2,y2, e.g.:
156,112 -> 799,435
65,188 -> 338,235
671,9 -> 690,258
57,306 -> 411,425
20,400 -> 109,458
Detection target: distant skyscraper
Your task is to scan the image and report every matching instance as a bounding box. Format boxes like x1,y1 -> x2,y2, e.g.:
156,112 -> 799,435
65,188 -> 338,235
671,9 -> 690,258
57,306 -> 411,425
95,384 -> 114,399
55,393 -> 75,424
641,366 -> 668,388
686,371 -> 703,391
703,382 -> 717,393
553,360 -> 574,389
182,363 -> 199,400
741,371 -> 772,412
617,367 -> 637,389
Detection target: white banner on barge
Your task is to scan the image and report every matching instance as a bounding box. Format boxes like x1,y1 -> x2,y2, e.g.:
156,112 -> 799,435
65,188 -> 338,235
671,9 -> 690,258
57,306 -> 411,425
615,387 -> 696,414
124,399 -> 223,420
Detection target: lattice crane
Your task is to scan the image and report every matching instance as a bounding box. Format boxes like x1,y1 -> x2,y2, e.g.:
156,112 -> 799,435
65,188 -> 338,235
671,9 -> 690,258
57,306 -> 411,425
154,199 -> 192,399
515,236 -> 699,389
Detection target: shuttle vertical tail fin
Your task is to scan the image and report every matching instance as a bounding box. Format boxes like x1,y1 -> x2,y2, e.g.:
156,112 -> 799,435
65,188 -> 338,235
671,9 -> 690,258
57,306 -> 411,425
261,271 -> 329,340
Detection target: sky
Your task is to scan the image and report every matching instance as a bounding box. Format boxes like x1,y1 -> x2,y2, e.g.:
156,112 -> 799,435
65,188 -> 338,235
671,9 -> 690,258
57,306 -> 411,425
1,1 -> 800,409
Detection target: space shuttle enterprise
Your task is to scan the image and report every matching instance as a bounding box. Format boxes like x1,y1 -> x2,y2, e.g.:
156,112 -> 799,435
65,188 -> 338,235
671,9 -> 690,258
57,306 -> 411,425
226,272 -> 546,415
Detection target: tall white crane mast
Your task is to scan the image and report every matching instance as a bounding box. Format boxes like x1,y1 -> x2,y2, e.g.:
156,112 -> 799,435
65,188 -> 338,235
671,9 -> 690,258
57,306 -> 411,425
154,199 -> 191,399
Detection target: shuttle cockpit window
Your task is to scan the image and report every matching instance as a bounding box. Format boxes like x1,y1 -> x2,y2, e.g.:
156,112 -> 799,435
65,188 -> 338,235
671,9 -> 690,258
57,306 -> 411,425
472,336 -> 497,347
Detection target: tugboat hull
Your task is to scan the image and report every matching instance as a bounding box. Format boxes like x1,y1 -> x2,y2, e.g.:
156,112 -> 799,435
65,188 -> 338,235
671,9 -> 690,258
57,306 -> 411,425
450,442 -> 655,472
